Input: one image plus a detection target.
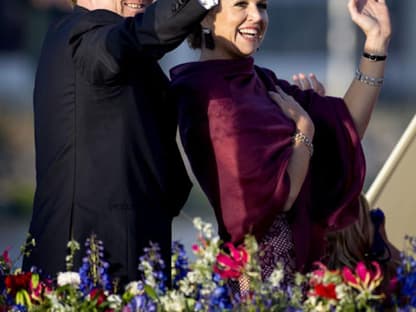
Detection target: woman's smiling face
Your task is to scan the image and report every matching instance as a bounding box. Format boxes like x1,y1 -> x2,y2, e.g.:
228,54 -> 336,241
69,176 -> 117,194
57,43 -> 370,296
204,0 -> 268,59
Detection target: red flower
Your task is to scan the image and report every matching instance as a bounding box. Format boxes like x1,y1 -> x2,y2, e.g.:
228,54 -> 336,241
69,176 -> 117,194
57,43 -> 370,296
213,243 -> 249,280
4,272 -> 32,296
90,288 -> 107,306
314,283 -> 338,300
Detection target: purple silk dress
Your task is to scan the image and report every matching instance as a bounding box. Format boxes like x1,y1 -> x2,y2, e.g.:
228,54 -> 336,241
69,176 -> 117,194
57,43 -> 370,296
170,57 -> 365,275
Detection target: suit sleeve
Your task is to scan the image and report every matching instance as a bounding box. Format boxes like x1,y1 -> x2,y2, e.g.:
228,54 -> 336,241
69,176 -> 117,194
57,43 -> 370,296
69,0 -> 208,84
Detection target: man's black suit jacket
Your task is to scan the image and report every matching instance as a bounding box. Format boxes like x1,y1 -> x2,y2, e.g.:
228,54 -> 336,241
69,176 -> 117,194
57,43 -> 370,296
23,0 -> 206,283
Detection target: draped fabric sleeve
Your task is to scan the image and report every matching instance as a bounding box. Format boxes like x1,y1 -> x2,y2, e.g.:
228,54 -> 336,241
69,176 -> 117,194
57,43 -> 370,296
272,74 -> 366,231
170,67 -> 295,244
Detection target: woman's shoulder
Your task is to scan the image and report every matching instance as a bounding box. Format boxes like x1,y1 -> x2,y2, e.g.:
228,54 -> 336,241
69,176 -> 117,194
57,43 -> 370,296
170,60 -> 223,84
254,65 -> 303,97
169,60 -> 246,101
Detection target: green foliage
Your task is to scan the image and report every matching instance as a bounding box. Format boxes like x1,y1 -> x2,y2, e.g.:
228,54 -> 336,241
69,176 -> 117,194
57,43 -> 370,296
5,183 -> 34,216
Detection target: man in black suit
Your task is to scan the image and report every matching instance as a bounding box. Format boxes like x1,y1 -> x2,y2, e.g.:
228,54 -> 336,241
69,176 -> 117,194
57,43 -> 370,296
23,0 -> 217,284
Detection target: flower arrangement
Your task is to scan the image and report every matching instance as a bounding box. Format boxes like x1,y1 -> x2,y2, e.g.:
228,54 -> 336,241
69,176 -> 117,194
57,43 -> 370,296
1,218 -> 415,312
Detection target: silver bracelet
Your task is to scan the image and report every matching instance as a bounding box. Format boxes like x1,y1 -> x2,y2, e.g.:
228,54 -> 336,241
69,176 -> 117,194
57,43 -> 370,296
355,69 -> 384,87
292,129 -> 314,157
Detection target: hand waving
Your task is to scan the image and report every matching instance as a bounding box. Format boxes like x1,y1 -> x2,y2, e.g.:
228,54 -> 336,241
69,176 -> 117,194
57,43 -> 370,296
348,0 -> 391,54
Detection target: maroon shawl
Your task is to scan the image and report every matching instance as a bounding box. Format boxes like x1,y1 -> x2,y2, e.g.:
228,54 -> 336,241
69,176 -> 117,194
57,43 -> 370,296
170,57 -> 365,271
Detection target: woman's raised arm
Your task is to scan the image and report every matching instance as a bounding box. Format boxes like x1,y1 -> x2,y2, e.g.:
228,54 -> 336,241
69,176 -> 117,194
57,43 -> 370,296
343,0 -> 391,139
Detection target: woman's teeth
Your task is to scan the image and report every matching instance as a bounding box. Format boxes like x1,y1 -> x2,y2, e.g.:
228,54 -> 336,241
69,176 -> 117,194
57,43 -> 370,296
238,29 -> 259,38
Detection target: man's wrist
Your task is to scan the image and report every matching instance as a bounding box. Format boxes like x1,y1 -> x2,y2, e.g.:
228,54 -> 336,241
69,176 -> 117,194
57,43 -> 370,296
197,0 -> 218,10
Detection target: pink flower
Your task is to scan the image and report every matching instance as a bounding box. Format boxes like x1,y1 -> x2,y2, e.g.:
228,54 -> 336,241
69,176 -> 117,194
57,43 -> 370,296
191,244 -> 200,254
312,262 -> 328,278
213,243 -> 249,280
29,274 -> 52,304
1,248 -> 12,270
388,276 -> 399,294
309,262 -> 340,286
342,261 -> 383,292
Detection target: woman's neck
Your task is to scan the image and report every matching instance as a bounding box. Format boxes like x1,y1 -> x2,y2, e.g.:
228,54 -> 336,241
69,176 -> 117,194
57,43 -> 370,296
199,48 -> 243,62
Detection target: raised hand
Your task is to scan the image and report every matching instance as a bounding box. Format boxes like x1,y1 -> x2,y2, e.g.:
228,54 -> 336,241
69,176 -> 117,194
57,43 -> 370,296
292,73 -> 326,97
348,0 -> 391,54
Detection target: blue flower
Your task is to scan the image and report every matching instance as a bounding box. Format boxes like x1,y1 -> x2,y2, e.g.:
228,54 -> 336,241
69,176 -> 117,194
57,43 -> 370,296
78,234 -> 112,295
10,304 -> 27,312
396,237 -> 416,308
126,294 -> 157,312
139,242 -> 167,295
209,285 -> 233,310
172,242 -> 189,289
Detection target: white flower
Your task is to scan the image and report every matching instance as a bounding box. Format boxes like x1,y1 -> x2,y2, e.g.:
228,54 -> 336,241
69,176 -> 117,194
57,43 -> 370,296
187,271 -> 199,283
107,294 -> 122,309
57,272 -> 81,287
268,267 -> 284,288
124,281 -> 145,296
160,291 -> 186,312
335,283 -> 349,300
193,218 -> 217,240
139,260 -> 157,288
44,292 -> 73,311
202,223 -> 214,239
178,278 -> 195,296
193,217 -> 203,231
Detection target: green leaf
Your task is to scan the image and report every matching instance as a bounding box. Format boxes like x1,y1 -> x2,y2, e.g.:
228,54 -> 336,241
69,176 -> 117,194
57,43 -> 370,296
144,285 -> 158,301
31,273 -> 40,289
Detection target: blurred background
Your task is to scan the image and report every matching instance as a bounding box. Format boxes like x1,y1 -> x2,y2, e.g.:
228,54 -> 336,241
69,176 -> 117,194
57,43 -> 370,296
0,0 -> 414,264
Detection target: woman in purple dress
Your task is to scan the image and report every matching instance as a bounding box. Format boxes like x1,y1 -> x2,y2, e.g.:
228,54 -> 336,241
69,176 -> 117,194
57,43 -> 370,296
170,0 -> 391,279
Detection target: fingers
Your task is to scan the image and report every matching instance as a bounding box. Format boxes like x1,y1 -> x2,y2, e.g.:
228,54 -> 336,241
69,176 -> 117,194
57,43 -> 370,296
348,0 -> 360,23
292,73 -> 326,96
274,85 -> 292,100
309,73 -> 326,96
292,75 -> 302,89
268,85 -> 286,104
292,73 -> 311,90
268,85 -> 293,110
269,86 -> 313,132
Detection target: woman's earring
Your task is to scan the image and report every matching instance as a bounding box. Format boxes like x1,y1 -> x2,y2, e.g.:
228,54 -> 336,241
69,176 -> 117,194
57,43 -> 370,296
202,27 -> 215,50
